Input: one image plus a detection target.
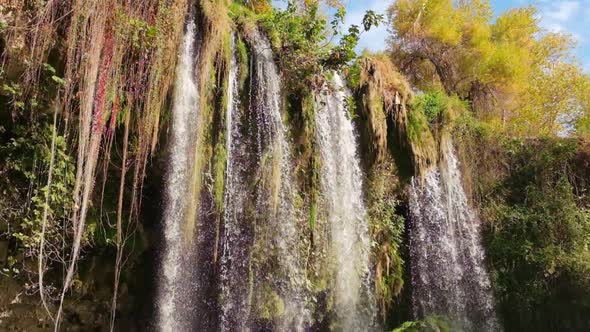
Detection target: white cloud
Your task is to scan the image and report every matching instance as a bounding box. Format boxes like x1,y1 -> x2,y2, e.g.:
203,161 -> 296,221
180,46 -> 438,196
544,1 -> 580,21
544,22 -> 566,33
538,1 -> 584,43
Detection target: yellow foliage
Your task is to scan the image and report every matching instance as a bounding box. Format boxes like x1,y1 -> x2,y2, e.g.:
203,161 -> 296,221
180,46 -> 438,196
393,0 -> 462,45
389,0 -> 590,137
250,0 -> 272,13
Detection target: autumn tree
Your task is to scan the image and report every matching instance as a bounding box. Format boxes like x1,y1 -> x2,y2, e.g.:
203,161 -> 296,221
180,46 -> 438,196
388,0 -> 590,136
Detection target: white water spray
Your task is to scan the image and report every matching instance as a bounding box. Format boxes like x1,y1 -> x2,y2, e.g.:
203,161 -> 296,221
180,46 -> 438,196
315,73 -> 375,330
219,35 -> 252,331
409,139 -> 500,331
250,30 -> 310,331
157,19 -> 200,332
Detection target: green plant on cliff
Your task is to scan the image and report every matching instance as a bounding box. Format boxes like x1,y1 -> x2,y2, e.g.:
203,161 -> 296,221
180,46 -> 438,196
367,160 -> 405,320
411,91 -> 467,135
252,0 -> 384,93
392,315 -> 451,332
0,122 -> 75,275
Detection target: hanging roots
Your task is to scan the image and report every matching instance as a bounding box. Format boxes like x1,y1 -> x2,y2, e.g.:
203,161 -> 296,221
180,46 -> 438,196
13,0 -> 190,329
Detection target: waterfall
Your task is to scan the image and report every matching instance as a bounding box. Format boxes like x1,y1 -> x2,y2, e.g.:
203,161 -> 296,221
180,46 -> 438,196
157,19 -> 200,332
218,30 -> 309,331
250,30 -> 309,330
408,139 -> 500,331
219,35 -> 251,331
315,73 -> 375,330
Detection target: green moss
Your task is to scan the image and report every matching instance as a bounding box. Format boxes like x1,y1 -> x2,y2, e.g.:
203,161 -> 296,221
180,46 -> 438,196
228,1 -> 256,20
406,105 -> 437,173
412,91 -> 446,123
392,316 -> 452,332
347,95 -> 358,120
229,1 -> 272,42
297,92 -> 318,231
253,285 -> 285,320
236,36 -> 250,90
211,32 -> 234,215
309,148 -> 321,231
258,149 -> 282,215
346,61 -> 361,90
412,90 -> 468,130
406,106 -> 431,144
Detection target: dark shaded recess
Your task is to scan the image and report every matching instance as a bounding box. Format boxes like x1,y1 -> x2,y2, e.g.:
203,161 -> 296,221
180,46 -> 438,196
284,91 -> 316,230
353,85 -> 378,173
108,8 -> 200,329
310,289 -> 335,331
118,94 -> 177,331
284,92 -> 312,187
386,106 -> 414,183
352,87 -> 413,182
0,33 -> 5,58
0,94 -> 12,141
381,200 -> 413,330
100,92 -> 170,331
129,157 -> 166,332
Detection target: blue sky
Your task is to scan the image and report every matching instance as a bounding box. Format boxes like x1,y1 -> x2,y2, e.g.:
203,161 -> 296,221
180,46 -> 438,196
274,0 -> 590,72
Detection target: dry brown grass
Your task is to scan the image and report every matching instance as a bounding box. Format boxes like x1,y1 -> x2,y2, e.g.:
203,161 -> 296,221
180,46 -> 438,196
356,53 -> 444,175
9,0 -> 191,328
356,53 -> 415,163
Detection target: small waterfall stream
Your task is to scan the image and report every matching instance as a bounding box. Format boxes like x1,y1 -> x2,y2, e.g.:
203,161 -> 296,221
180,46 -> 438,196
409,139 -> 500,331
250,30 -> 309,330
219,31 -> 309,331
157,18 -> 200,332
315,73 -> 375,330
219,35 -> 251,331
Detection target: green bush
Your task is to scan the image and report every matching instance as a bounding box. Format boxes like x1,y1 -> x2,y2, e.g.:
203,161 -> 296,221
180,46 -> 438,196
0,122 -> 75,275
461,132 -> 590,331
392,316 -> 451,332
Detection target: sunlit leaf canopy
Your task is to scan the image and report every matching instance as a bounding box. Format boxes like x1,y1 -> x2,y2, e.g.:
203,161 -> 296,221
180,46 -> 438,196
388,0 -> 590,136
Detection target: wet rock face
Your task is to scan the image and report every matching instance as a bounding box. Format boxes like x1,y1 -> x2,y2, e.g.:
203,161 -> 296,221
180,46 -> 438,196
0,248 -> 156,331
0,276 -> 104,331
0,276 -> 52,331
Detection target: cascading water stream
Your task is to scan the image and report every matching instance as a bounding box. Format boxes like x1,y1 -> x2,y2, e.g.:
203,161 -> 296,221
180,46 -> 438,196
408,139 -> 500,331
250,30 -> 309,330
315,73 -> 375,330
219,35 -> 251,331
157,18 -> 200,332
219,30 -> 309,331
